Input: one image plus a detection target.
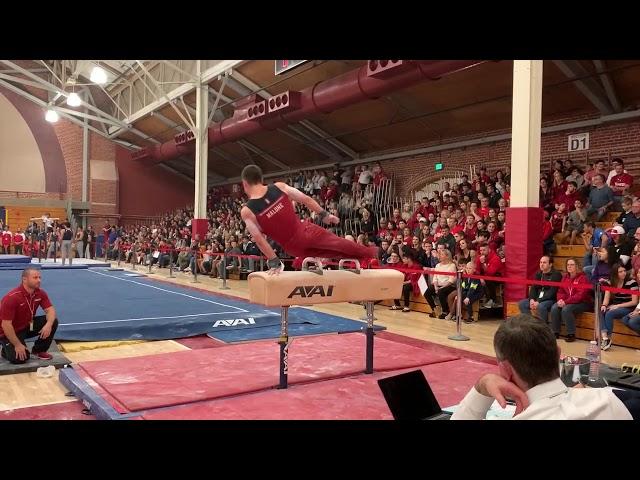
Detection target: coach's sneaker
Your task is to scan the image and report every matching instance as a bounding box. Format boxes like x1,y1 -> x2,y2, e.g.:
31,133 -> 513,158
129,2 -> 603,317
32,350 -> 53,361
601,337 -> 612,351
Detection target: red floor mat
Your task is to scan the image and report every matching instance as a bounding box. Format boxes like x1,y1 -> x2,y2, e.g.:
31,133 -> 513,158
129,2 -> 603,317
77,333 -> 459,412
141,358 -> 498,420
1,401 -> 94,420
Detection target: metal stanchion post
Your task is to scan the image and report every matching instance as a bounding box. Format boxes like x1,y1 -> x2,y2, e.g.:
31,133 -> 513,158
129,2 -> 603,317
168,250 -> 175,278
448,270 -> 470,341
53,239 -> 57,263
593,283 -> 602,355
191,257 -> 199,283
260,256 -> 264,272
278,306 -> 289,389
219,254 -> 230,290
364,300 -> 375,374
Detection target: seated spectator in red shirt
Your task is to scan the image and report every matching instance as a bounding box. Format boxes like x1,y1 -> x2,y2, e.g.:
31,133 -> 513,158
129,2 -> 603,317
555,181 -> 582,212
609,160 -> 633,207
475,243 -> 504,308
463,215 -> 478,240
550,203 -> 568,234
323,180 -> 339,202
502,184 -> 511,204
542,211 -> 555,256
551,169 -> 568,201
487,222 -> 504,251
478,197 -> 490,219
479,167 -> 491,185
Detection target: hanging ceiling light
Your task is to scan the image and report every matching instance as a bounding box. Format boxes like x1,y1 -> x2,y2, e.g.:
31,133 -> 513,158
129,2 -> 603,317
45,108 -> 59,123
66,92 -> 81,107
90,66 -> 108,84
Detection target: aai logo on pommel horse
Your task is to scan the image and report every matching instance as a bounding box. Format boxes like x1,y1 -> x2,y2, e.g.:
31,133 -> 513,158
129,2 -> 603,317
212,318 -> 256,328
287,285 -> 335,299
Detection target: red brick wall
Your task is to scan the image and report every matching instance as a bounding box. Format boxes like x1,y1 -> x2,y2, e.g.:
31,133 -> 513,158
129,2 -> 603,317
386,118 -> 640,197
52,121 -> 83,201
115,145 -> 194,217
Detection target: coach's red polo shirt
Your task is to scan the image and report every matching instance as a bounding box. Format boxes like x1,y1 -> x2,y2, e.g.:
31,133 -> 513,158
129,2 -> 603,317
0,285 -> 52,336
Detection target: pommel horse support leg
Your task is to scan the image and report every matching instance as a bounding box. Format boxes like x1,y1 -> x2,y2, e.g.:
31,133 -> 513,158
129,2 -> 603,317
248,258 -> 404,389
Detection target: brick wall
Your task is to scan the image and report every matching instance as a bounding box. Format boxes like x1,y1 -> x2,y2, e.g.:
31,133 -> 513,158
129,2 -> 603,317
385,118 -> 640,198
52,121 -> 83,200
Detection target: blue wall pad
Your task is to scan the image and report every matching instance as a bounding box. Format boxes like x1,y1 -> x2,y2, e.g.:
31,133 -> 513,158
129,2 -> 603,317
0,255 -> 31,264
41,264 -> 89,270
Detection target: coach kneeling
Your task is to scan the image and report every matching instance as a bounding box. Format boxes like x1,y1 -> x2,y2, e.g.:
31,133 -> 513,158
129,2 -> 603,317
0,267 -> 58,364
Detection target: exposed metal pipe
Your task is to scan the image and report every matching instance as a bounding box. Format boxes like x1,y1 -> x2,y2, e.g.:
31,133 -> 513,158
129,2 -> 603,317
135,60 -> 483,164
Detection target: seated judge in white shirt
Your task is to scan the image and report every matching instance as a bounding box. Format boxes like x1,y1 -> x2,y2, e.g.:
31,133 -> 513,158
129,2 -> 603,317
452,314 -> 637,420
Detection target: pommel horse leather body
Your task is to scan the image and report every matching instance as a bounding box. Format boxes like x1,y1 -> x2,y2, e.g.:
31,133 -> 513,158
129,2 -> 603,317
248,262 -> 404,307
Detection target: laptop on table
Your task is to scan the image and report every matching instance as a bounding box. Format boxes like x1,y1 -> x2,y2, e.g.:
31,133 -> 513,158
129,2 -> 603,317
377,369 -> 452,420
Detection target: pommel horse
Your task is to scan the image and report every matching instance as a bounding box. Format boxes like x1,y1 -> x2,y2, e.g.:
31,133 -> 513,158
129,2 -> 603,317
248,258 -> 404,388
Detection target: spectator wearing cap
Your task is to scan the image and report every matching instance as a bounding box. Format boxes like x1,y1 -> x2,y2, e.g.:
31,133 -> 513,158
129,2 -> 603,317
517,255 -> 563,324
586,174 -> 614,221
414,216 -> 428,236
607,226 -> 633,270
582,222 -> 610,277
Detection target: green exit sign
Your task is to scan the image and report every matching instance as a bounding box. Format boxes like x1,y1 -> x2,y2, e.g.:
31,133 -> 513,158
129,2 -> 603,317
435,162 -> 443,171
275,60 -> 309,75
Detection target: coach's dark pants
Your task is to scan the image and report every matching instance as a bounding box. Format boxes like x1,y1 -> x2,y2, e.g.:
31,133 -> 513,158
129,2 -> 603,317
0,316 -> 58,364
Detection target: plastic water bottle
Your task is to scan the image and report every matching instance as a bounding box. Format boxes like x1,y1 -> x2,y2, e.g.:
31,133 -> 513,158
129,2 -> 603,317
586,340 -> 600,382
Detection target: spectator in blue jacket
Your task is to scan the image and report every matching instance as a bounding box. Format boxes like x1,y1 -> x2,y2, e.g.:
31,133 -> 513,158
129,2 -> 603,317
446,262 -> 484,322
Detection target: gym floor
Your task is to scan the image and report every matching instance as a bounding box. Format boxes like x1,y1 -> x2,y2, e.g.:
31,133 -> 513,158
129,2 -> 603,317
1,262 -> 638,418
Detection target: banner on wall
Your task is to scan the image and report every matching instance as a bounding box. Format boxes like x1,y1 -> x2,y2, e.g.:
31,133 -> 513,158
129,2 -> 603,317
0,207 -> 5,227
